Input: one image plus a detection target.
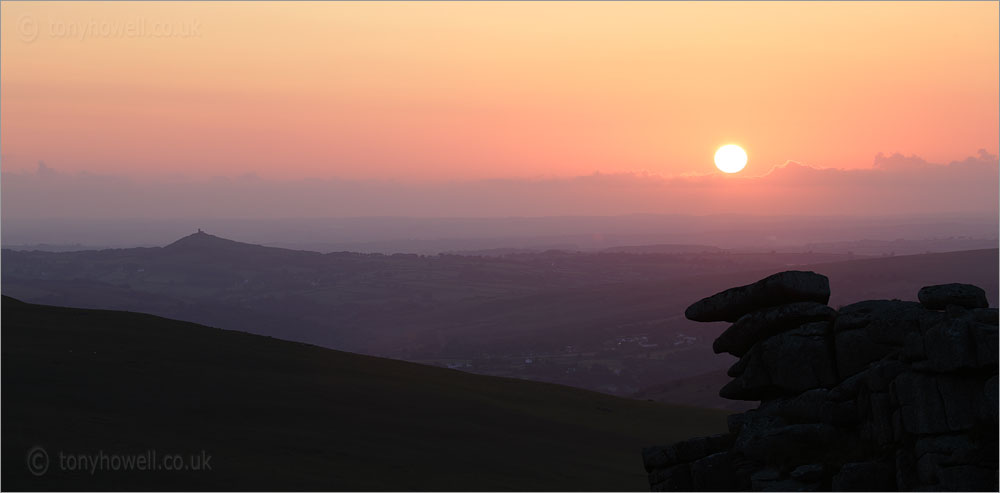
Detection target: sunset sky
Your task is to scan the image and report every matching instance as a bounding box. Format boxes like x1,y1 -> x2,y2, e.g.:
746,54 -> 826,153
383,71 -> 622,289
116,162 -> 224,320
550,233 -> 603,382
2,1 -> 997,181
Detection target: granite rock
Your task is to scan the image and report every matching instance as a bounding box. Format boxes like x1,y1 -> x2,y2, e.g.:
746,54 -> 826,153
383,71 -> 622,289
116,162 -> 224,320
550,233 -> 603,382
685,271 -> 830,323
918,283 -> 989,310
714,303 -> 837,357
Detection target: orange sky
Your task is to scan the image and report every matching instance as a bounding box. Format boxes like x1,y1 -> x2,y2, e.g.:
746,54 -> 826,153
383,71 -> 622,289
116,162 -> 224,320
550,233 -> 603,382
2,1 -> 997,180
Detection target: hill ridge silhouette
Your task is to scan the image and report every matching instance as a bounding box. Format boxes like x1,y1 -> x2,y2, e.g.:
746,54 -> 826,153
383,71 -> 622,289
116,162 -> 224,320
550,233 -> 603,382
161,230 -> 325,259
164,229 -> 263,250
1,296 -> 726,491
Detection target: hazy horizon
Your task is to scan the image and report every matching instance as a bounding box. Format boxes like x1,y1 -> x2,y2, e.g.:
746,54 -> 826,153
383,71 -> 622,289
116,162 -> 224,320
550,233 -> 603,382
2,150 -> 997,225
3,212 -> 996,255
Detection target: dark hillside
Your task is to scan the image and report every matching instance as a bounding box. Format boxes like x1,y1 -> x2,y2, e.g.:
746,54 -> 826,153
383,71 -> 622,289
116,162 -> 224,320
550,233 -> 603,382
1,297 -> 726,491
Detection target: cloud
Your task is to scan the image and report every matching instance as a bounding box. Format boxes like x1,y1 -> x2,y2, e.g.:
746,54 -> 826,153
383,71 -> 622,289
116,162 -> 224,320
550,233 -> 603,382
2,151 -> 997,219
872,152 -> 935,171
948,149 -> 999,168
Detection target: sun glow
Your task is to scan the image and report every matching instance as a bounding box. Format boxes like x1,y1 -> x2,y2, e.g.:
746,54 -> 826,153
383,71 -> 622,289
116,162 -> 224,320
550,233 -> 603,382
714,145 -> 748,173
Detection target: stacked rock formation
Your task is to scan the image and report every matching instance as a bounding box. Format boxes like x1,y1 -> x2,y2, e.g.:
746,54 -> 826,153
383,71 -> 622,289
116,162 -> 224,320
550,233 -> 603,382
644,272 -> 998,491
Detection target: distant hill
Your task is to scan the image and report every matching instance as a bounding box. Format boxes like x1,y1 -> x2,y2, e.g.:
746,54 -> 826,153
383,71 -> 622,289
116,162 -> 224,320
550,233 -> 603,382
164,229 -> 280,252
2,232 -> 995,406
600,244 -> 722,254
163,230 -> 324,262
801,237 -> 1000,257
1,297 -> 727,491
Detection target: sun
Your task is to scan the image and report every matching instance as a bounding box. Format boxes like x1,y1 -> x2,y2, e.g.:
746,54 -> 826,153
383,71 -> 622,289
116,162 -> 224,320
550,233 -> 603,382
714,145 -> 747,173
